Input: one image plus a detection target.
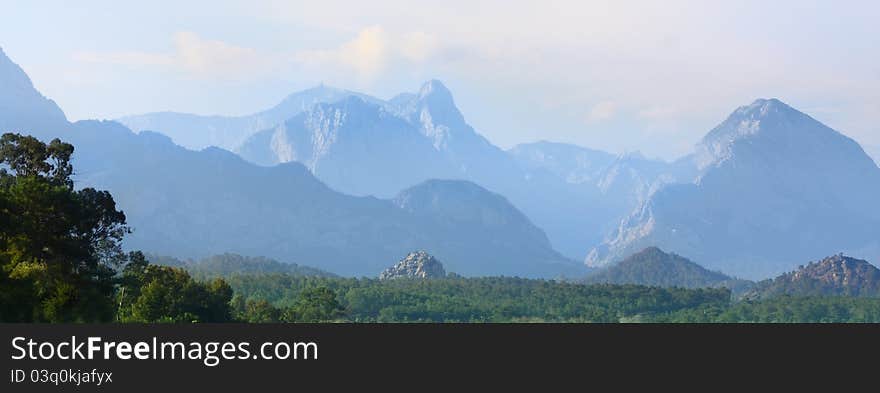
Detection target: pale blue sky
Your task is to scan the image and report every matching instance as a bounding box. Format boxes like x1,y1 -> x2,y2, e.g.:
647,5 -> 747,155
2,0 -> 878,159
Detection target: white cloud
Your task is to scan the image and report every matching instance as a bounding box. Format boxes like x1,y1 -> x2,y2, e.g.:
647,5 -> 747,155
72,51 -> 174,67
73,32 -> 276,81
587,101 -> 617,122
294,26 -> 389,83
50,0 -> 880,157
292,27 -> 444,85
398,31 -> 439,63
172,32 -> 267,77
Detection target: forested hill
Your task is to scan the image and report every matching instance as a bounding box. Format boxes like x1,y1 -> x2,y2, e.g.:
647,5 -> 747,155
584,247 -> 753,293
147,253 -> 337,279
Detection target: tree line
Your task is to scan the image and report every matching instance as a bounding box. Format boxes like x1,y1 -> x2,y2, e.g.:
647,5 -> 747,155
3,133 -> 880,324
0,133 -> 340,323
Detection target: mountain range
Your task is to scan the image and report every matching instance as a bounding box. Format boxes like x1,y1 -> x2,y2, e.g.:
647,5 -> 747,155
123,79 -> 654,259
0,48 -> 578,278
5,45 -> 880,280
117,85 -> 381,152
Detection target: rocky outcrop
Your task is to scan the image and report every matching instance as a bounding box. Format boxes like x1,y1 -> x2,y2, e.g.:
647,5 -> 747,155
744,254 -> 880,299
379,251 -> 446,280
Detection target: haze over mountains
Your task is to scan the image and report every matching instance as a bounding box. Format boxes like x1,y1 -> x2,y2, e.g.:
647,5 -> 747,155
0,48 -> 576,278
124,79 -> 650,259
118,85 -> 381,152
4,46 -> 880,280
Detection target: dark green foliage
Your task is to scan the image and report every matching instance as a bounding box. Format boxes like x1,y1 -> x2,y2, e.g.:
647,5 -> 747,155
231,286 -> 344,323
224,273 -> 880,323
0,133 -> 128,322
117,252 -> 233,323
649,296 -> 880,323
224,275 -> 731,322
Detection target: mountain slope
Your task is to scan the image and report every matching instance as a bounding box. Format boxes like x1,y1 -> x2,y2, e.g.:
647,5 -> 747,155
744,254 -> 880,299
0,47 -> 67,134
237,97 -> 458,196
69,121 -> 577,277
589,99 -> 880,279
117,85 -> 382,151
234,80 -> 628,259
867,145 -> 880,167
0,48 -> 579,278
392,180 -> 579,277
508,141 -> 617,184
584,247 -> 751,291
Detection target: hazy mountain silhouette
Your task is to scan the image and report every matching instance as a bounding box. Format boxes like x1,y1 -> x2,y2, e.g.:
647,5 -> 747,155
237,96 -> 459,197
0,48 -> 579,278
232,80 -> 636,258
118,85 -> 382,151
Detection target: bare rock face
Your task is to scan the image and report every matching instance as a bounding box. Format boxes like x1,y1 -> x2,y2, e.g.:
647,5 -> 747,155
379,251 -> 446,280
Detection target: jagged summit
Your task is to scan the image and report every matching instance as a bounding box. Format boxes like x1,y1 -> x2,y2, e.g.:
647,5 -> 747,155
417,79 -> 454,102
400,79 -> 467,134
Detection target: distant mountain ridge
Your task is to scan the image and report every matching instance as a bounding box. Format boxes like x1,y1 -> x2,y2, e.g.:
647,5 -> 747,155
118,85 -> 382,151
237,96 -> 458,197
508,141 -> 617,185
744,254 -> 880,299
9,45 -> 880,281
231,80 -> 649,259
0,47 -> 580,278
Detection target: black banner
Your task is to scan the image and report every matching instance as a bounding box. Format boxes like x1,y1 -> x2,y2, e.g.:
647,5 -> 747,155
1,324 -> 876,391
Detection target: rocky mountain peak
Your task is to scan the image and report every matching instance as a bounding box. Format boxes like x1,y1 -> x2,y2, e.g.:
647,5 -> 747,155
789,254 -> 880,286
417,79 -> 454,102
379,251 -> 447,280
411,80 -> 466,141
694,97 -> 873,175
744,254 -> 880,299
